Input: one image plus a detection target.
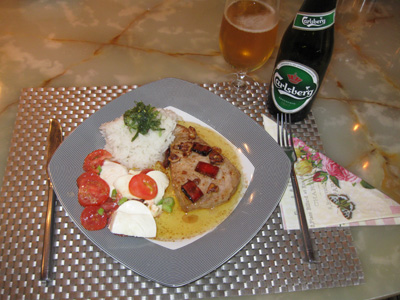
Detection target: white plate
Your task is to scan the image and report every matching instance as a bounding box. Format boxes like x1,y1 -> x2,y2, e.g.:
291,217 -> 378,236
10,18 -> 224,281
49,78 -> 290,287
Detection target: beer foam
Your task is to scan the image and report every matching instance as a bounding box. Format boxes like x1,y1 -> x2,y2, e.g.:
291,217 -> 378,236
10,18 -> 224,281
226,1 -> 278,33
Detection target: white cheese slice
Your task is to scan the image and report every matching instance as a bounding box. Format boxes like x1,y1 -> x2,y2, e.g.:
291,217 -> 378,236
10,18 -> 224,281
100,160 -> 128,194
146,171 -> 169,204
108,200 -> 156,237
113,174 -> 135,199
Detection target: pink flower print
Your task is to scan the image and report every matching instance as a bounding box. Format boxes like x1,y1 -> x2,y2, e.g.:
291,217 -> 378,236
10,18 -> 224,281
311,152 -> 321,162
313,171 -> 327,182
293,137 -> 306,149
322,156 -> 361,184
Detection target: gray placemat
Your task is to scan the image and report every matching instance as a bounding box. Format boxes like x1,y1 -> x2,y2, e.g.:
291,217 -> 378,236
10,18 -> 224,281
0,81 -> 364,299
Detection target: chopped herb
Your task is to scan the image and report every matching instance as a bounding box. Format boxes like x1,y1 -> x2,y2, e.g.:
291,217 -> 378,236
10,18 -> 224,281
98,208 -> 105,215
111,189 -> 117,198
97,165 -> 102,173
118,197 -> 128,206
159,197 -> 175,213
123,101 -> 164,142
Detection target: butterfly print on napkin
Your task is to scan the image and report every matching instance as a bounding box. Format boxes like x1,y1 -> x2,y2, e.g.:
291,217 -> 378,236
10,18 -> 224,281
327,194 -> 356,220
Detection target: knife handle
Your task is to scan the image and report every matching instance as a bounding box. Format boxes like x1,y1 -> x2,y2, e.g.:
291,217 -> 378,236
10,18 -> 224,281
41,183 -> 56,283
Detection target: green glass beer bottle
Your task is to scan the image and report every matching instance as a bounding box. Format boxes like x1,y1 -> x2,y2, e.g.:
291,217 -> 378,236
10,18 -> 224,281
266,0 -> 336,123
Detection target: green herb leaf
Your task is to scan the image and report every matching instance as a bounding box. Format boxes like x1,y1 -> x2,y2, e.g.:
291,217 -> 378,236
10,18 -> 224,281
123,101 -> 164,142
118,197 -> 128,206
160,197 -> 175,213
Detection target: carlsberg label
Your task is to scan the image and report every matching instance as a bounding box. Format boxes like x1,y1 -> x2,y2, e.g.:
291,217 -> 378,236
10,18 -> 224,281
293,9 -> 335,31
271,61 -> 319,113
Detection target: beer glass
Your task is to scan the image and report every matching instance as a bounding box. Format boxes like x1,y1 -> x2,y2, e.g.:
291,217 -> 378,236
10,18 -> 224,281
219,0 -> 280,89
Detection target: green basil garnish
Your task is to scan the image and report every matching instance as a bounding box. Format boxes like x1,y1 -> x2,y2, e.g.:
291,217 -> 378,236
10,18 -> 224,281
123,101 -> 164,142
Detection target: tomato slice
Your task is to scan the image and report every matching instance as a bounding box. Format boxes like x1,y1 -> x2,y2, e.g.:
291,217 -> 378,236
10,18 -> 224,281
80,206 -> 108,231
129,173 -> 158,200
78,173 -> 110,206
83,149 -> 112,173
77,171 -> 97,187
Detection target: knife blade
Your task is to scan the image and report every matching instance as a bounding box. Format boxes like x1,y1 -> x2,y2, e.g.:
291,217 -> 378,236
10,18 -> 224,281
41,119 -> 63,284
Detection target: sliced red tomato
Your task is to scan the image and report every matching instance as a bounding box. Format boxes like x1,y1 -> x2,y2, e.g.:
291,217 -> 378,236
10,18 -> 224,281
83,149 -> 112,173
78,173 -> 110,206
129,173 -> 158,200
80,206 -> 108,231
77,171 -> 97,187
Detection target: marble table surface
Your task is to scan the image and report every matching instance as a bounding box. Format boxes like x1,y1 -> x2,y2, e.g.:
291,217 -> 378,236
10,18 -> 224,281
0,0 -> 399,299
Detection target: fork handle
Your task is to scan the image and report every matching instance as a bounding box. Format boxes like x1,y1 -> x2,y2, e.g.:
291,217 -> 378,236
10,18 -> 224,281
290,167 -> 316,263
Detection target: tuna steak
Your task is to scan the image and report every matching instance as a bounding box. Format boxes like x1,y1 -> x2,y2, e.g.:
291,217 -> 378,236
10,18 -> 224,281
168,124 -> 241,212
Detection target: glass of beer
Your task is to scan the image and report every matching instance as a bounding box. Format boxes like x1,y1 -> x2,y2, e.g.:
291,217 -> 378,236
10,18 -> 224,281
219,0 -> 280,89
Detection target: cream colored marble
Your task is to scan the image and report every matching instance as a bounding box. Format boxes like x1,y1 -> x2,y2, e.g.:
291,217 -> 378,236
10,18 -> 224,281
0,0 -> 399,299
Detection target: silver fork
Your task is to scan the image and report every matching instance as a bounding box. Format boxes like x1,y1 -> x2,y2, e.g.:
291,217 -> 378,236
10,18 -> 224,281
277,113 -> 316,263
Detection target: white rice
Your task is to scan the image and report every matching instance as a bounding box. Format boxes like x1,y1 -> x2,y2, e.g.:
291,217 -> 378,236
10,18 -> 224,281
100,109 -> 179,169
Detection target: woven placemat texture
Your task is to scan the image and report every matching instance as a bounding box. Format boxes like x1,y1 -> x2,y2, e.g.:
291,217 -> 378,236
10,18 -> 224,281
0,81 -> 364,299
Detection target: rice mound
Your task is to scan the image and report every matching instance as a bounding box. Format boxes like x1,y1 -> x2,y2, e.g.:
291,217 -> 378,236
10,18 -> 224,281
100,109 -> 179,169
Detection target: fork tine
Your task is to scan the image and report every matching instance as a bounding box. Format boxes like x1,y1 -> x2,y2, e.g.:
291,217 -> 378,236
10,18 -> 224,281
283,113 -> 288,147
288,114 -> 294,148
277,113 -> 283,146
285,114 -> 298,160
282,114 -> 290,146
277,113 -> 280,145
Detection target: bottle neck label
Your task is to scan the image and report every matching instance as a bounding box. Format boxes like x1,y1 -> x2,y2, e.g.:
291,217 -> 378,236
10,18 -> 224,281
271,60 -> 319,113
293,9 -> 335,31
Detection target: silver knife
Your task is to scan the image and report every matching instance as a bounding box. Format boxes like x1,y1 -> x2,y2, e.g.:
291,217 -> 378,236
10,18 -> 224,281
41,119 -> 63,284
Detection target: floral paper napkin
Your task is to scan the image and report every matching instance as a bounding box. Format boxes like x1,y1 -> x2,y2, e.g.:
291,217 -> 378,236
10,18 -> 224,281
262,115 -> 400,230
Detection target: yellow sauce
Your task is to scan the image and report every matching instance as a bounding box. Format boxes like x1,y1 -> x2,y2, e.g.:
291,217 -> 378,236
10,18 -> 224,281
153,121 -> 245,242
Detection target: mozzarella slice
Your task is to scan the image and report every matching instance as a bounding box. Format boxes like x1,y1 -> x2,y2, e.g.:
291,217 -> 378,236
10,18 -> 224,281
108,200 -> 156,237
100,160 -> 128,194
113,174 -> 135,199
147,171 -> 169,204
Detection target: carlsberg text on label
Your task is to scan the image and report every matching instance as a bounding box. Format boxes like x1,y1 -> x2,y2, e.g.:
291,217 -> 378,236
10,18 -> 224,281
272,61 -> 319,113
293,9 -> 335,31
